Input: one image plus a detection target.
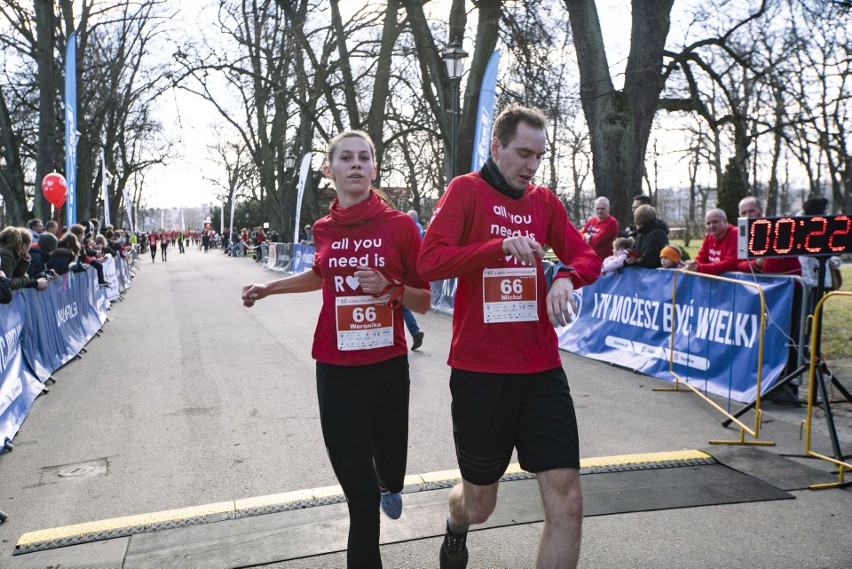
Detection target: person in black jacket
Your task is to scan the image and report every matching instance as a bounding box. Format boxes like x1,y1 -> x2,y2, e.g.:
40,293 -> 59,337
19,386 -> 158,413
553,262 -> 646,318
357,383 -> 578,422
27,232 -> 58,278
46,233 -> 83,275
0,227 -> 49,291
625,205 -> 669,269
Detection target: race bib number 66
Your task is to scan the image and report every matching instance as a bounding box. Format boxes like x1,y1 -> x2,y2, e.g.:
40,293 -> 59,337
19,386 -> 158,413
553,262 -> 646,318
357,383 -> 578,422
482,267 -> 538,323
336,295 -> 394,351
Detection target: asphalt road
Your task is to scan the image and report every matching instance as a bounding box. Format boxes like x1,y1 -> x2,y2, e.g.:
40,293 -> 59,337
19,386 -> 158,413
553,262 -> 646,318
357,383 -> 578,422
0,249 -> 850,568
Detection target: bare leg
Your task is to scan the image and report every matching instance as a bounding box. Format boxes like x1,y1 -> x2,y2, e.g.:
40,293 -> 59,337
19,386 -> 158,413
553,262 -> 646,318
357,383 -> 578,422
448,479 -> 500,527
535,468 -> 583,569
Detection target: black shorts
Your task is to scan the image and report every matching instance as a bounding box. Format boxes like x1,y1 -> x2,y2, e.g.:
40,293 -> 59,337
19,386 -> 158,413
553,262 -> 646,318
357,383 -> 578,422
449,367 -> 580,486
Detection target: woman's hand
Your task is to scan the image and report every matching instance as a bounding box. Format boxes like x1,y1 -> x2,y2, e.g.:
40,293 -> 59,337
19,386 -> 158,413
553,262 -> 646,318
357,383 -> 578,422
241,283 -> 268,307
353,266 -> 390,295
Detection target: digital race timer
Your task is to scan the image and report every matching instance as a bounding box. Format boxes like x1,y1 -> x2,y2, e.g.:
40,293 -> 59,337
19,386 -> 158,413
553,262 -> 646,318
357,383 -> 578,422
737,215 -> 852,259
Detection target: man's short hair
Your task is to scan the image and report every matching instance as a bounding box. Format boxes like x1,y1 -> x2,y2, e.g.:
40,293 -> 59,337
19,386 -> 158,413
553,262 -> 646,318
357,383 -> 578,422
594,197 -> 610,209
632,194 -> 651,206
706,208 -> 727,222
634,204 -> 657,226
27,218 -> 43,230
492,104 -> 547,148
738,195 -> 762,213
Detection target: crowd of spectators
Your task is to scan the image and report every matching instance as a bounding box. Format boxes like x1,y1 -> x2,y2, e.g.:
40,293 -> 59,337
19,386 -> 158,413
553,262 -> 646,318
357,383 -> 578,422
0,218 -> 135,304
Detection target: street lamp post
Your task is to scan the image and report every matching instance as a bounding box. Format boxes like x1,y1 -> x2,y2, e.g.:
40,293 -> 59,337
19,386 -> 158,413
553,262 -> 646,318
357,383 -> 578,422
443,39 -> 468,179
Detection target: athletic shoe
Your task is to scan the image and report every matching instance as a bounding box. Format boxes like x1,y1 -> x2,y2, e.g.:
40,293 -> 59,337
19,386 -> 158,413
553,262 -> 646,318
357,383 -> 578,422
439,521 -> 469,569
380,489 -> 403,519
411,331 -> 424,351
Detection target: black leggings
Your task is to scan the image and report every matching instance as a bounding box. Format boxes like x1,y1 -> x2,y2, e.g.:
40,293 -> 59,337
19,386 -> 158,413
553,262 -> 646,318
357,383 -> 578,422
316,355 -> 409,569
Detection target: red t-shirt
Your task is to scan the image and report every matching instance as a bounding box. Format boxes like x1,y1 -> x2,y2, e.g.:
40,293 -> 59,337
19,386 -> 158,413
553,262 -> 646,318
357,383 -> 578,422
695,224 -> 739,275
149,233 -> 159,245
581,215 -> 619,259
418,172 -> 601,374
311,206 -> 428,366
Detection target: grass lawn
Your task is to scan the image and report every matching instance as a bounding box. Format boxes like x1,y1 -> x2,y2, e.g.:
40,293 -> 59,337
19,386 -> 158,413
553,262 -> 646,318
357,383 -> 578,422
818,264 -> 852,360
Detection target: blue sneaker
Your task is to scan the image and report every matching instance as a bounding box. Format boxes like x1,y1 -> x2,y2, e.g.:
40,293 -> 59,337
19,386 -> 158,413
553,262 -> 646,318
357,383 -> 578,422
380,489 -> 403,519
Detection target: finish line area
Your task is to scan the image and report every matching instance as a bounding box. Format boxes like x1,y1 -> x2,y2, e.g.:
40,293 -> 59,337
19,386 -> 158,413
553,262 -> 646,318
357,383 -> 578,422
8,448 -> 837,569
1,252 -> 850,569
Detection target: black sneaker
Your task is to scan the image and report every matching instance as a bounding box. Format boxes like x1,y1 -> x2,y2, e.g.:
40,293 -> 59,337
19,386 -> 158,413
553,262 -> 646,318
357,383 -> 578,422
411,331 -> 424,351
439,521 -> 468,569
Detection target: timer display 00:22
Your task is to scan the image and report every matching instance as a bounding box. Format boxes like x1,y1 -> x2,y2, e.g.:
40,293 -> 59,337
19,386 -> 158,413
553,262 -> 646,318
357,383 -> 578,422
737,215 -> 852,259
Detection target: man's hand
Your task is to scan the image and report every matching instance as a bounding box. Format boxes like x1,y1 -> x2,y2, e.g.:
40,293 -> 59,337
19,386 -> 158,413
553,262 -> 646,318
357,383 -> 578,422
241,283 -> 267,307
502,236 -> 545,266
36,278 -> 49,291
546,277 -> 577,328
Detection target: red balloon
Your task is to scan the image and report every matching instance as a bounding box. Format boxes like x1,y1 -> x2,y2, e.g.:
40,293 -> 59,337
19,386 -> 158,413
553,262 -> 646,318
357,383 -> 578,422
41,173 -> 68,208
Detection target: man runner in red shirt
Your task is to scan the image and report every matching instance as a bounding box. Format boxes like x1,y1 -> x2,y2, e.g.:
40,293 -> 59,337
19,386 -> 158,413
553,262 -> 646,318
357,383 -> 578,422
418,104 -> 601,569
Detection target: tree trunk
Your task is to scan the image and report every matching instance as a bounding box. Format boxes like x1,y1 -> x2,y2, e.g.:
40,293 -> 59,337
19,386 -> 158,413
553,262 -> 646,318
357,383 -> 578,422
34,0 -> 58,220
563,0 -> 675,229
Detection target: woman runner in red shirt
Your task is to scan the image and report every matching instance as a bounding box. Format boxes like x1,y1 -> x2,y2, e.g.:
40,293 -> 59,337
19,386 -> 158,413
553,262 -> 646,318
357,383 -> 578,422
241,130 -> 430,569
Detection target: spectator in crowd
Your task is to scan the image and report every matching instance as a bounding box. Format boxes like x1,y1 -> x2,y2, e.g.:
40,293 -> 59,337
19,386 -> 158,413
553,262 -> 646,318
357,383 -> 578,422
581,196 -> 619,260
403,210 -> 426,350
736,196 -> 801,276
44,220 -> 59,236
27,218 -> 44,239
659,245 -> 685,269
625,204 -> 669,268
301,224 -> 314,246
81,234 -> 109,286
46,233 -> 83,275
0,227 -> 49,291
799,195 -> 842,296
27,233 -> 58,278
625,194 -> 652,238
177,231 -> 185,254
601,237 -> 633,274
684,209 -> 738,275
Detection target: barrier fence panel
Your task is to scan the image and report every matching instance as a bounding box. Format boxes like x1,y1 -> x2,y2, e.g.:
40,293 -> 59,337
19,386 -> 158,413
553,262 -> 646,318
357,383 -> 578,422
102,257 -> 122,301
0,294 -> 43,447
662,271 -> 777,446
20,271 -> 108,383
804,291 -> 852,489
555,268 -> 794,404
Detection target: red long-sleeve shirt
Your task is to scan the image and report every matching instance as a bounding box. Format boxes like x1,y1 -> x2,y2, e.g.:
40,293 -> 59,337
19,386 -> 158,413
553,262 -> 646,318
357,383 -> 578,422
582,215 -> 619,259
418,173 -> 601,374
311,207 -> 428,366
695,224 -> 739,275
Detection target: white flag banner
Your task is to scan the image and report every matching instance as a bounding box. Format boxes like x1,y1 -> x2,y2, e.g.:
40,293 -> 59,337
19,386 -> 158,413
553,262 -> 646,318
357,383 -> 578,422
293,152 -> 312,243
102,151 -> 111,227
228,186 -> 236,242
121,188 -> 134,233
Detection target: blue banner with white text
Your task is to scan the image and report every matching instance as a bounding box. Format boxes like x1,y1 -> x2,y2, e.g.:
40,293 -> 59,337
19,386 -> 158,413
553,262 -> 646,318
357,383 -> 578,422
556,268 -> 794,404
471,49 -> 501,173
0,295 -> 43,446
20,271 -> 107,382
290,243 -> 315,274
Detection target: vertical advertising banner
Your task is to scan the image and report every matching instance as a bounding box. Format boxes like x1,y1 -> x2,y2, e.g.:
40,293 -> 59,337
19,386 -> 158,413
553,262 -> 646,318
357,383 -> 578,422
65,32 -> 78,227
102,151 -> 111,227
122,188 -> 134,233
471,49 -> 501,173
293,153 -> 313,243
